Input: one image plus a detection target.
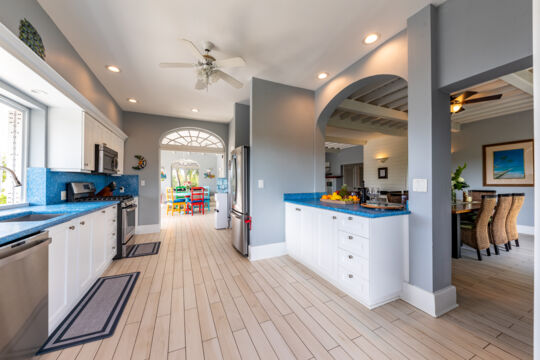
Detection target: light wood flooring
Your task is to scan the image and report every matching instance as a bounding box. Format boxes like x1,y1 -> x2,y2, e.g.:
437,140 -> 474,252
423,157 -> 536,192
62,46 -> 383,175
38,212 -> 533,360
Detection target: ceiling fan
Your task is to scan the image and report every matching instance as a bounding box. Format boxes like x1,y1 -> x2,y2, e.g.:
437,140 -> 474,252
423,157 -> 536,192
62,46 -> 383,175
450,90 -> 503,114
159,39 -> 246,91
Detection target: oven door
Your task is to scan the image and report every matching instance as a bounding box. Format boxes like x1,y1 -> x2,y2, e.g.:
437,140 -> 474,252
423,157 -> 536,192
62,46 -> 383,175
122,205 -> 137,245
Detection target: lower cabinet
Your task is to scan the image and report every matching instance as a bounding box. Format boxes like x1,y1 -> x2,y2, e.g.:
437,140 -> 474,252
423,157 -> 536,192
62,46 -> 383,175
285,202 -> 406,309
47,205 -> 117,333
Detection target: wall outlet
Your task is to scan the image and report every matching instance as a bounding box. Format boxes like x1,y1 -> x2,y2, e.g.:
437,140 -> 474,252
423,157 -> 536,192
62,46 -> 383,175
60,190 -> 66,201
141,180 -> 146,186
258,179 -> 264,189
119,186 -> 125,193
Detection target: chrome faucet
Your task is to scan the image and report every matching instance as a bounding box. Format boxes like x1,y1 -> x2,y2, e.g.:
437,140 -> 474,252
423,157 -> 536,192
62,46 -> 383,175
0,166 -> 22,187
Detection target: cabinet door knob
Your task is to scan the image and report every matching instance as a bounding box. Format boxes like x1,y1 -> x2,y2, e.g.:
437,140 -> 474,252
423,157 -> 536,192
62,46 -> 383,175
112,233 -> 116,236
112,219 -> 116,222
101,210 -> 106,213
348,235 -> 353,240
332,216 -> 337,220
80,221 -> 85,225
348,255 -> 353,259
69,226 -> 75,230
295,208 -> 301,211
348,216 -> 353,220
348,274 -> 354,279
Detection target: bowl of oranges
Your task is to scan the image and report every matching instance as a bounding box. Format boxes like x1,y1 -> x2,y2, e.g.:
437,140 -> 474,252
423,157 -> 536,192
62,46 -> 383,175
320,191 -> 360,205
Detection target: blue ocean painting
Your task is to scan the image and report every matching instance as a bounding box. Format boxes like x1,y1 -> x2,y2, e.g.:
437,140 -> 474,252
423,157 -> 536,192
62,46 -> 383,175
493,149 -> 525,179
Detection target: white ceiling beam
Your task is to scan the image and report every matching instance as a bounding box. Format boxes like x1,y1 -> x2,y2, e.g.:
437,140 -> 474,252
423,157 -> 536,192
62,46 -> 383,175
337,99 -> 408,123
451,122 -> 461,133
500,70 -> 533,95
359,79 -> 408,103
325,136 -> 367,146
349,78 -> 397,100
328,116 -> 407,137
324,147 -> 341,153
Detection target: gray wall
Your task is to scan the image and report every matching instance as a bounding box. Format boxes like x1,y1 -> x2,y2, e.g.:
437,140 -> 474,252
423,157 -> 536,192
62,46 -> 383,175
228,103 -> 250,154
250,78 -> 315,247
452,110 -> 534,227
325,146 -> 363,176
123,112 -> 228,225
0,0 -> 123,127
438,0 -> 532,92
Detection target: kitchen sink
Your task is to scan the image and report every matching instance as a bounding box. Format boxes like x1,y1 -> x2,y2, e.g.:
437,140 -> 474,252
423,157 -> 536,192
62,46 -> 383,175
0,213 -> 66,222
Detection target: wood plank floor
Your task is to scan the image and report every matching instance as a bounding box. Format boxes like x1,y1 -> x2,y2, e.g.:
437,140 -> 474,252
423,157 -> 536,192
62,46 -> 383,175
38,211 -> 533,360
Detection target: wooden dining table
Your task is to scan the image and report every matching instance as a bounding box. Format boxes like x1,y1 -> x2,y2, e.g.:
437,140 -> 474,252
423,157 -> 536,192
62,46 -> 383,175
452,201 -> 481,258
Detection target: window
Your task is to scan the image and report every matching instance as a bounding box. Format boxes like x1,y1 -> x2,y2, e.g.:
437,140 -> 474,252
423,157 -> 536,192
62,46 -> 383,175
161,128 -> 224,153
0,97 -> 27,206
171,160 -> 200,188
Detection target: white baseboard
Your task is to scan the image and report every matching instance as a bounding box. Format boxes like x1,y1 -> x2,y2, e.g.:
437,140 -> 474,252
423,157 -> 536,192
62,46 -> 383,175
401,282 -> 458,317
517,224 -> 534,235
249,242 -> 287,261
135,224 -> 160,235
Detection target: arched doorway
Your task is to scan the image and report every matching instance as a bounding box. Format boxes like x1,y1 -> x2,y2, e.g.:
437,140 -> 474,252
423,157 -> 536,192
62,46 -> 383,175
159,127 -> 226,220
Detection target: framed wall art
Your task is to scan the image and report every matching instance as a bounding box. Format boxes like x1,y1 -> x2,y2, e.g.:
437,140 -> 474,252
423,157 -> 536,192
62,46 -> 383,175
378,167 -> 388,179
483,139 -> 534,187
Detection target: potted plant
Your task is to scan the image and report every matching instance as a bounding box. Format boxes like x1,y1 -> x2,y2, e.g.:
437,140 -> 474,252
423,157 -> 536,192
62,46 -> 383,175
451,163 -> 470,203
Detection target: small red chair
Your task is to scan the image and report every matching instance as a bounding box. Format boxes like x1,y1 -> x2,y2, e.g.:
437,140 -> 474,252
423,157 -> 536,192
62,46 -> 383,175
187,187 -> 205,215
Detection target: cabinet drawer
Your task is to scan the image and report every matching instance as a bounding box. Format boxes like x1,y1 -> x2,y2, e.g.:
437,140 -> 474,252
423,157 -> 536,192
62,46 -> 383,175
337,249 -> 369,279
338,231 -> 369,257
338,214 -> 369,238
338,266 -> 369,300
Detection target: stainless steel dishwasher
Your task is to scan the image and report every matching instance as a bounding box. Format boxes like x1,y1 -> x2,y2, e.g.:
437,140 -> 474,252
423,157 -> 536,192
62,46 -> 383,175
0,231 -> 50,360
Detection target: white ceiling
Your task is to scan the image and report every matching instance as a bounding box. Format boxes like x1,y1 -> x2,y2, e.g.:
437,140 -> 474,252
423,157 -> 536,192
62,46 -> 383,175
37,0 -> 444,123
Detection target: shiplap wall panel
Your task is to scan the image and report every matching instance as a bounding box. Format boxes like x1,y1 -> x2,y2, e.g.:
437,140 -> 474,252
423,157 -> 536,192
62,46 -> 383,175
363,135 -> 408,191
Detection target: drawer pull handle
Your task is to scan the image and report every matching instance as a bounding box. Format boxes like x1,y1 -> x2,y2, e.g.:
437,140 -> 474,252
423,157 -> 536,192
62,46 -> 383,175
80,221 -> 85,225
332,216 -> 337,220
348,216 -> 353,220
295,208 -> 301,211
348,274 -> 354,279
348,235 -> 353,240
69,226 -> 75,230
348,255 -> 353,259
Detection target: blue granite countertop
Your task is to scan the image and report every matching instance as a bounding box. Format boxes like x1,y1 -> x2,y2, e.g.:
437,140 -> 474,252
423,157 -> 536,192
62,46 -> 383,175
0,202 -> 119,246
284,193 -> 410,218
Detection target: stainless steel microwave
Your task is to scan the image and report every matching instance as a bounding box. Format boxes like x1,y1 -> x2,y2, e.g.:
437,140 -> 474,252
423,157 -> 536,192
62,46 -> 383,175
95,144 -> 119,174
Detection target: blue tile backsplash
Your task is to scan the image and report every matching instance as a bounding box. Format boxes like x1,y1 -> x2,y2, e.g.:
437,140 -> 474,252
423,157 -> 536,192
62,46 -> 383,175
27,167 -> 139,205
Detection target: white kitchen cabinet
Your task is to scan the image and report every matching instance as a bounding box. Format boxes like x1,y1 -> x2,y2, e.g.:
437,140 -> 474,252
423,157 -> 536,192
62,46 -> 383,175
48,108 -> 125,173
285,203 -> 407,309
47,205 -> 118,333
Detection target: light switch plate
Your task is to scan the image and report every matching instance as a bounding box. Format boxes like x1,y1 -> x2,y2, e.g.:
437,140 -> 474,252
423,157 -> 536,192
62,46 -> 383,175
412,178 -> 428,192
60,190 -> 66,201
141,180 -> 146,186
258,179 -> 264,189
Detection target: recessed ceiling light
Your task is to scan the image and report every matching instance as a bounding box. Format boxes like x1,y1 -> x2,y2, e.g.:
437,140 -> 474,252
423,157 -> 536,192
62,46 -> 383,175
191,108 -> 199,113
106,65 -> 121,73
31,89 -> 48,95
363,33 -> 379,45
317,72 -> 329,80
127,98 -> 137,103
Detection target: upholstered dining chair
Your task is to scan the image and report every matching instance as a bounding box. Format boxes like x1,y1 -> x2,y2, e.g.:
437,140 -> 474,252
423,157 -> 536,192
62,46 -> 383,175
490,194 -> 513,253
460,195 -> 497,261
506,193 -> 525,247
469,190 -> 496,202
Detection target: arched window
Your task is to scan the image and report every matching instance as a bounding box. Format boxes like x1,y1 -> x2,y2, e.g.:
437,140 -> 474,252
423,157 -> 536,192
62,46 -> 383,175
161,128 -> 224,153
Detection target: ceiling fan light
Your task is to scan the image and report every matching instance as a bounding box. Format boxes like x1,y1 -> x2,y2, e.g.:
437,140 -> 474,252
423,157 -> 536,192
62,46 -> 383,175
451,103 -> 462,113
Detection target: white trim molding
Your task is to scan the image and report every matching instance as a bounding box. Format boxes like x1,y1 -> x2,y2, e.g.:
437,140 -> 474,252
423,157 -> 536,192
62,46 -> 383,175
249,242 -> 287,261
401,282 -> 458,317
517,224 -> 534,235
135,224 -> 160,235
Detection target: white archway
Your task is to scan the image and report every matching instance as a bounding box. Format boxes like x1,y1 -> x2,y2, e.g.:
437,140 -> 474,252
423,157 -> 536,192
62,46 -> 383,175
160,127 -> 225,154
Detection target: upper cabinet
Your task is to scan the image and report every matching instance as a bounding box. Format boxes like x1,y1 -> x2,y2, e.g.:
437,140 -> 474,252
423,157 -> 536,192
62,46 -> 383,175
48,109 -> 125,174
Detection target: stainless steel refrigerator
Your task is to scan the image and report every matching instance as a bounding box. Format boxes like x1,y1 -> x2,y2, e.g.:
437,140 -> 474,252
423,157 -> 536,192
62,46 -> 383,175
230,146 -> 250,256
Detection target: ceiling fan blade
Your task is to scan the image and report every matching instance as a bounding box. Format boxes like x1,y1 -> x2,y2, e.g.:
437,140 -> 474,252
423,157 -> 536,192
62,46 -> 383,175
213,57 -> 246,68
451,90 -> 478,103
195,78 -> 207,90
180,39 -> 205,62
215,70 -> 243,89
463,94 -> 503,104
159,62 -> 195,68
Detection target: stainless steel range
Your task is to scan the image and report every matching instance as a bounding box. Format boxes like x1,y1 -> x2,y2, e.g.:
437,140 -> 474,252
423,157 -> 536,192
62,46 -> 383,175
66,182 -> 137,258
